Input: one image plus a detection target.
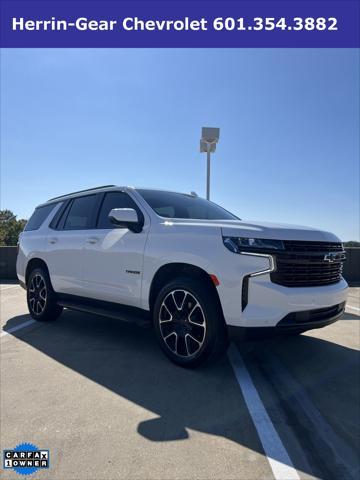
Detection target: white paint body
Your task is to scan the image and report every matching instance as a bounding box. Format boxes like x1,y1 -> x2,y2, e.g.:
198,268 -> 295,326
17,186 -> 348,328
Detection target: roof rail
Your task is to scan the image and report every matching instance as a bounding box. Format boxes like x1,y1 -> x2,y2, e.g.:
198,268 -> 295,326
48,185 -> 116,202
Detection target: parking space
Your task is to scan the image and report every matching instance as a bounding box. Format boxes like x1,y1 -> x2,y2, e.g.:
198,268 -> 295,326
1,284 -> 359,480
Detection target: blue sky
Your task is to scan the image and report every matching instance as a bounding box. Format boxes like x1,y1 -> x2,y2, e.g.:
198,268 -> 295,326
1,48 -> 359,240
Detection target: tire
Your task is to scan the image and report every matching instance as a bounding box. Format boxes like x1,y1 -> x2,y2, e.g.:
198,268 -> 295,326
153,276 -> 229,368
279,329 -> 305,337
27,267 -> 63,321
283,331 -> 304,336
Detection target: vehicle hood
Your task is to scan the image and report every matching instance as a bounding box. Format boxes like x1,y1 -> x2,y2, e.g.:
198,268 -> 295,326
220,220 -> 341,242
166,219 -> 341,242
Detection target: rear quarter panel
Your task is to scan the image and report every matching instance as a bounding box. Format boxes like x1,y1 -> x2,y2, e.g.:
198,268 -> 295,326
16,231 -> 47,284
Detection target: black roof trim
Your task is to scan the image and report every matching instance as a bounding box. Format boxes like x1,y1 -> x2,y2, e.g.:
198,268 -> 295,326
48,185 -> 116,202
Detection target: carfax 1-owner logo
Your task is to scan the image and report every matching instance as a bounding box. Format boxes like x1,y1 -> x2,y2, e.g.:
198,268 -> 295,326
3,443 -> 49,476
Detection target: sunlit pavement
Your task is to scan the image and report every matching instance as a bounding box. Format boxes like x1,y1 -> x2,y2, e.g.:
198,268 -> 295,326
1,283 -> 359,480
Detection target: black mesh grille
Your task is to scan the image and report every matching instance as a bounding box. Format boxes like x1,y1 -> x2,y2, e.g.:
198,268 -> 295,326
270,241 -> 345,287
278,302 -> 345,326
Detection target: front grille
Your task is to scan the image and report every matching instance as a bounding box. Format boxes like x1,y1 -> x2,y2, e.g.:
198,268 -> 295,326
270,241 -> 345,287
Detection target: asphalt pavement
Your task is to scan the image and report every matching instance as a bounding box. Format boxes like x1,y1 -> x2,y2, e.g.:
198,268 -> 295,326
1,283 -> 359,480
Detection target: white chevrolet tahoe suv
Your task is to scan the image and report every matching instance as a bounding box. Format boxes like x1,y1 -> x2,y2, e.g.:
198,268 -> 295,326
17,185 -> 348,367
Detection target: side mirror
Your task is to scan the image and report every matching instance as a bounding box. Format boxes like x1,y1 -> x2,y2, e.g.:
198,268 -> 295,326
108,208 -> 142,233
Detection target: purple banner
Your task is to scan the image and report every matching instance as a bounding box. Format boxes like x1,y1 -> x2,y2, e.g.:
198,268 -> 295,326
1,0 -> 359,48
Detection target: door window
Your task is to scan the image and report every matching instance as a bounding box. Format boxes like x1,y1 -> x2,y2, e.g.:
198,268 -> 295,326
97,192 -> 140,229
63,195 -> 97,230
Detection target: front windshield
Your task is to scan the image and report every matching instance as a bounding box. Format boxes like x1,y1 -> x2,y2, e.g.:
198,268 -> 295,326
137,189 -> 239,220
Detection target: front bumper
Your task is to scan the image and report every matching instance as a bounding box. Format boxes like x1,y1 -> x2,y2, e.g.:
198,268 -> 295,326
219,273 -> 348,328
275,301 -> 345,331
228,301 -> 345,338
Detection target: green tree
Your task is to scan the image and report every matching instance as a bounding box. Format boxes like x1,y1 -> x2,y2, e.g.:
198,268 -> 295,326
343,240 -> 360,247
0,210 -> 27,246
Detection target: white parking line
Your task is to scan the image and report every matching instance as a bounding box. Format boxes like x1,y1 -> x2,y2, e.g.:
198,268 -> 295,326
1,319 -> 36,338
227,343 -> 300,480
346,305 -> 360,313
266,352 -> 359,480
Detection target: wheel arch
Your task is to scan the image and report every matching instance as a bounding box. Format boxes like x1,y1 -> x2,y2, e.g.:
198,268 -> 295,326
25,258 -> 50,286
149,263 -> 224,316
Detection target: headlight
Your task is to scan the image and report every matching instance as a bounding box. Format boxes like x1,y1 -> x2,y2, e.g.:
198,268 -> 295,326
223,236 -> 285,254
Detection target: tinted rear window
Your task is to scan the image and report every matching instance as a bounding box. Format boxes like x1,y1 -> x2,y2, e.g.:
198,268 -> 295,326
137,189 -> 238,220
64,195 -> 97,230
24,203 -> 58,231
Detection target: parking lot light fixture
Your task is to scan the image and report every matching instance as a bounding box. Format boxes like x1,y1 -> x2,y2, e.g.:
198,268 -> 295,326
200,127 -> 220,200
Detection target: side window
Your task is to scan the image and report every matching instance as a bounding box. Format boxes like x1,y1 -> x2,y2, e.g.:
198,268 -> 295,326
55,201 -> 72,230
155,206 -> 175,218
24,203 -> 59,231
63,195 -> 97,230
49,201 -> 67,229
97,192 -> 141,229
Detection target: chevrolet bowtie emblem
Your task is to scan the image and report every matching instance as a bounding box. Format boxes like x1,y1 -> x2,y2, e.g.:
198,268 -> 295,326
324,252 -> 343,263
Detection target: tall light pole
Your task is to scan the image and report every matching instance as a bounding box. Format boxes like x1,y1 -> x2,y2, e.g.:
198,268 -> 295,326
200,127 -> 220,200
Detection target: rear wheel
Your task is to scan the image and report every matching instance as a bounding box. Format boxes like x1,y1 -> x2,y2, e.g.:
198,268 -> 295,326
27,267 -> 63,321
153,276 -> 228,368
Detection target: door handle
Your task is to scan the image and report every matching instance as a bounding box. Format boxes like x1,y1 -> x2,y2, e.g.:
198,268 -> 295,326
86,237 -> 98,244
48,238 -> 58,244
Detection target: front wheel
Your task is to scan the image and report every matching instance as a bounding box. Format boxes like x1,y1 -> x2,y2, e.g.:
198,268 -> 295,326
27,267 -> 63,321
153,277 -> 228,368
